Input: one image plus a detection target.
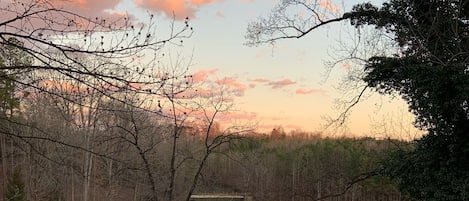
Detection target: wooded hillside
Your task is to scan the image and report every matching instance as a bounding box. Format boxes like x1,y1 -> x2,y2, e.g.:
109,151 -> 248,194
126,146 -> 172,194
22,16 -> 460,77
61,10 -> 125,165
2,123 -> 409,201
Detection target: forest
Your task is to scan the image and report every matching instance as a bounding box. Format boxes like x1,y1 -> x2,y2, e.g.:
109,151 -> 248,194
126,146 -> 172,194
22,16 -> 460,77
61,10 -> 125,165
1,115 -> 409,201
1,0 -> 469,201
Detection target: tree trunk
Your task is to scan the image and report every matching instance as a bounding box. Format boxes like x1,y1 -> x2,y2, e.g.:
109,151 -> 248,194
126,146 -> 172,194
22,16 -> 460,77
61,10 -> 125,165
1,134 -> 7,200
107,159 -> 113,201
83,147 -> 93,201
71,161 -> 75,201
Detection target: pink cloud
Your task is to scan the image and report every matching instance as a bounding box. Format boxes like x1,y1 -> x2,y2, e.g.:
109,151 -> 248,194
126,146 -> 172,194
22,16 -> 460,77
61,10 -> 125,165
191,0 -> 218,5
0,0 -> 135,38
135,0 -> 219,20
295,88 -> 327,95
216,77 -> 247,97
318,0 -> 340,12
51,0 -> 123,19
177,73 -> 248,99
249,78 -> 297,89
185,109 -> 257,123
217,111 -> 258,122
175,87 -> 215,99
267,79 -> 296,89
250,78 -> 269,83
192,69 -> 219,82
249,83 -> 256,88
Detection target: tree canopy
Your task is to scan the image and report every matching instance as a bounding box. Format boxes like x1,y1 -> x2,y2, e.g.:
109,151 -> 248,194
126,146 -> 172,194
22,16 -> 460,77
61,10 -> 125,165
246,0 -> 469,200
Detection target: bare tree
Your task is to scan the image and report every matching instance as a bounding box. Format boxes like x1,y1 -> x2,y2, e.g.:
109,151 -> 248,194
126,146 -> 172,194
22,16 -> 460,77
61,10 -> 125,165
183,84 -> 254,201
0,0 -> 193,110
244,0 -> 401,199
0,2 -> 259,201
245,0 -> 397,131
156,53 -> 193,201
105,98 -> 165,201
0,1 -> 193,200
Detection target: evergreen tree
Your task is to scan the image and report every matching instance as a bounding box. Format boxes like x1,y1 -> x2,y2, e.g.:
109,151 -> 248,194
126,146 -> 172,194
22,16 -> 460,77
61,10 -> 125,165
247,0 -> 469,200
348,2 -> 469,200
0,37 -> 32,115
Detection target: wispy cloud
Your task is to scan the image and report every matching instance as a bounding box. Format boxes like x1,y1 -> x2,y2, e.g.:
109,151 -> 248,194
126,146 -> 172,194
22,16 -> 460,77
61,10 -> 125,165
217,111 -> 258,122
318,0 -> 340,12
192,69 -> 219,83
174,87 -> 216,99
250,78 -> 269,83
186,70 -> 249,98
267,79 -> 296,89
249,78 -> 297,89
216,77 -> 247,97
295,88 -> 327,95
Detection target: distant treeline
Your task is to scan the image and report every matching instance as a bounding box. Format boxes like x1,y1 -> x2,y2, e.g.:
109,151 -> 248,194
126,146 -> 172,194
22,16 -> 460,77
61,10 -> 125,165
198,133 -> 410,201
1,99 -> 410,201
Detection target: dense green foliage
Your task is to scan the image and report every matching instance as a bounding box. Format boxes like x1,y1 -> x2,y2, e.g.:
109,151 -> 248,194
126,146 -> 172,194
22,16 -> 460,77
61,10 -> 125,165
345,1 -> 469,200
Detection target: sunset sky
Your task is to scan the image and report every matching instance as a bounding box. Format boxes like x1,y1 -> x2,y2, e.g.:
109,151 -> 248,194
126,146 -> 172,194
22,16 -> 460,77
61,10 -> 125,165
52,0 -> 420,139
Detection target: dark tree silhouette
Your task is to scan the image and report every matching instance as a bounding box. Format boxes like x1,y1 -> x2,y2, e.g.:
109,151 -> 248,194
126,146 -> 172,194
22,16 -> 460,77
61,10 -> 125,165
0,0 -> 193,110
246,0 -> 469,200
0,2 -> 194,199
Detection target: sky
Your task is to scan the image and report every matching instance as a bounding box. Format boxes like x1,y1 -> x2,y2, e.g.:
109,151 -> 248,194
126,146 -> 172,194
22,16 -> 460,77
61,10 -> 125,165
47,0 -> 421,139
